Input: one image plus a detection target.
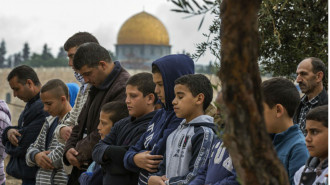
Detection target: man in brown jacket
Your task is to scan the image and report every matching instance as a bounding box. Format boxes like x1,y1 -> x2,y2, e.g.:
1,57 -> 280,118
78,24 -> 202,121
63,43 -> 130,184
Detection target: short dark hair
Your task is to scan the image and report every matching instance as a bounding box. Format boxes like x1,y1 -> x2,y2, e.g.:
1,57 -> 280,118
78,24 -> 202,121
73,43 -> 112,70
309,57 -> 326,78
175,74 -> 213,111
41,79 -> 69,99
7,65 -> 41,86
151,64 -> 161,74
126,72 -> 157,104
262,77 -> 300,118
101,101 -> 129,124
306,105 -> 328,128
64,32 -> 99,51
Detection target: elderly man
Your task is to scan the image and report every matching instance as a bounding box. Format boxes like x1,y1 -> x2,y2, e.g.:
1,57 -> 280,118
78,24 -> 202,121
294,57 -> 328,133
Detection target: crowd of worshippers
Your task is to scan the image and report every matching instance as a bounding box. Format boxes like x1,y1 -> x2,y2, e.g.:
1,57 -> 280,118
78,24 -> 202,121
0,32 -> 327,185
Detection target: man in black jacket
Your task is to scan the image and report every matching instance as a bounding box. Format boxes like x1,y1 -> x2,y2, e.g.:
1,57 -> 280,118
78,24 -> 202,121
294,57 -> 328,134
3,65 -> 48,185
92,72 -> 157,185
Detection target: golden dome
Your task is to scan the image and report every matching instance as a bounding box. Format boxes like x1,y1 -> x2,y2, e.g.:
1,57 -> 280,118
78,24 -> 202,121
117,11 -> 170,46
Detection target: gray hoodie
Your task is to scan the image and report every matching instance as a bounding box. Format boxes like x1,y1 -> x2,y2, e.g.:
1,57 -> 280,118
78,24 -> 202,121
156,115 -> 215,185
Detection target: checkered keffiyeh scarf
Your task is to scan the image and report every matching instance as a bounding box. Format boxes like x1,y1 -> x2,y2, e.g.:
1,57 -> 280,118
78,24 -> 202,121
74,71 -> 88,94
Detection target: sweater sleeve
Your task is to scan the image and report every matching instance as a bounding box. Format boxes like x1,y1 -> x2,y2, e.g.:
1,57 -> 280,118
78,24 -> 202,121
48,141 -> 65,169
168,127 -> 214,185
4,110 -> 46,158
63,123 -> 81,165
123,130 -> 148,172
288,143 -> 309,185
55,88 -> 86,144
188,160 -> 208,185
26,121 -> 48,167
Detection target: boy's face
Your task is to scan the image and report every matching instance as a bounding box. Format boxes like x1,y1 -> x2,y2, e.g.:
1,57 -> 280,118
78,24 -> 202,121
126,85 -> 152,118
152,72 -> 165,104
305,119 -> 328,161
41,91 -> 65,117
97,111 -> 114,140
262,102 -> 277,133
173,84 -> 201,122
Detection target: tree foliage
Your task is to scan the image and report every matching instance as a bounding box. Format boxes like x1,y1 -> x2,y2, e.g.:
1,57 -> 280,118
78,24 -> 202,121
170,0 -> 328,79
259,0 -> 328,78
22,42 -> 30,61
0,40 -> 6,67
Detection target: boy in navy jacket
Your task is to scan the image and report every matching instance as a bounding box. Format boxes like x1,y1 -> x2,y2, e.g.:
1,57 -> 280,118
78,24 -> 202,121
124,54 -> 194,185
92,73 -> 158,185
148,74 -> 215,185
189,92 -> 239,185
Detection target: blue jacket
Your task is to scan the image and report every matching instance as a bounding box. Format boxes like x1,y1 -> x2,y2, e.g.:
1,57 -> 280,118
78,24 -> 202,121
189,138 -> 239,185
92,111 -> 157,185
2,93 -> 48,180
273,124 -> 309,185
124,54 -> 195,185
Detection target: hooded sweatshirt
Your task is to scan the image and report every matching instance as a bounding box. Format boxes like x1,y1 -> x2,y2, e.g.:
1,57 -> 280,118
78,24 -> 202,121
156,115 -> 215,185
124,54 -> 195,185
189,138 -> 240,185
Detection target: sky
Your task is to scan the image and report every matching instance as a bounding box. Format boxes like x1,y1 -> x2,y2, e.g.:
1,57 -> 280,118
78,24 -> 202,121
0,0 -> 216,65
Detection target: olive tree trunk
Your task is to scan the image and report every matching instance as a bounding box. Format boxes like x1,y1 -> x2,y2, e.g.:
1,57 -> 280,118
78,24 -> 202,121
219,0 -> 290,184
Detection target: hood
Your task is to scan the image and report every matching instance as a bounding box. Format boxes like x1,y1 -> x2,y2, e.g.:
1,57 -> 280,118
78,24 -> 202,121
152,54 -> 195,110
185,115 -> 216,131
0,100 -> 11,123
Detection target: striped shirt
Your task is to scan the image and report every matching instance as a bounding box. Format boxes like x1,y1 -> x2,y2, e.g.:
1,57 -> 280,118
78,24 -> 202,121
26,113 -> 70,185
55,84 -> 91,144
0,101 -> 11,185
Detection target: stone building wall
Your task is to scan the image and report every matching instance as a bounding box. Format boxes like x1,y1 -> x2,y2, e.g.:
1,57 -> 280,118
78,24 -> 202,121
0,67 -> 220,127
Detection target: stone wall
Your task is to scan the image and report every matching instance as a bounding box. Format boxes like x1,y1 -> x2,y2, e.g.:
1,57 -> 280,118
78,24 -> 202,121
0,67 -> 220,126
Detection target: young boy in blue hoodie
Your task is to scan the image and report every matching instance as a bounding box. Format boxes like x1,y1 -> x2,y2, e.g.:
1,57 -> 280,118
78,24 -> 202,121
294,105 -> 328,185
148,74 -> 215,185
262,77 -> 309,185
124,54 -> 195,185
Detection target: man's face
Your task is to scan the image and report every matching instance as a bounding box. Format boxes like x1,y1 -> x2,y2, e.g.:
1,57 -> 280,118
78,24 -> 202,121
9,76 -> 33,102
78,64 -> 105,87
125,85 -> 152,119
40,91 -> 64,117
67,46 -> 78,69
296,59 -> 319,94
152,72 -> 165,104
97,111 -> 114,140
305,120 -> 328,161
172,84 -> 200,122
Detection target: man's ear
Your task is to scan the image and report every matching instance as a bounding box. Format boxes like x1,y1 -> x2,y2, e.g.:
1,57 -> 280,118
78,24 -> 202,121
26,79 -> 34,88
99,61 -> 107,70
275,104 -> 285,118
315,71 -> 324,83
196,93 -> 205,105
